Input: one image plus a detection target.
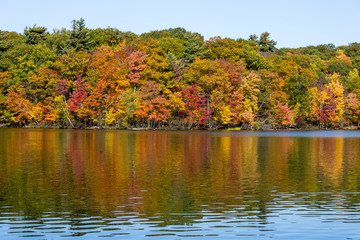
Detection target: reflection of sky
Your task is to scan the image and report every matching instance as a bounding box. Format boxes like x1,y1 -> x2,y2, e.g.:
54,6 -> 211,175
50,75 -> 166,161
1,196 -> 359,239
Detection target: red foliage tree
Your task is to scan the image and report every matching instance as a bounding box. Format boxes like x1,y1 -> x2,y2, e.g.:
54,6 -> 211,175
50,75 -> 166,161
181,85 -> 212,128
68,74 -> 87,112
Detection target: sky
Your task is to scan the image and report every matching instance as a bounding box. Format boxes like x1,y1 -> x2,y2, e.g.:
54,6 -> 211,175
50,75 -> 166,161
0,0 -> 359,48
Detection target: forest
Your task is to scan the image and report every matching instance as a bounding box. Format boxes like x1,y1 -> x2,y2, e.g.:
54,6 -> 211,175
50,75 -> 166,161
1,18 -> 360,130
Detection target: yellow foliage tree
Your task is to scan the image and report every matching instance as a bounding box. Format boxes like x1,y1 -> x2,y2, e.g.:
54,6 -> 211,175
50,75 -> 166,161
328,73 -> 344,123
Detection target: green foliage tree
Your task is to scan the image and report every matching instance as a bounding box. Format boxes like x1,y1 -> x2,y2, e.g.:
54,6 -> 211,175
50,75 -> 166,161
24,25 -> 48,45
298,44 -> 336,60
259,32 -> 277,52
0,31 -> 25,71
0,31 -> 12,53
340,42 -> 360,72
159,37 -> 186,59
45,28 -> 71,55
344,69 -> 360,96
89,28 -> 137,49
327,60 -> 352,76
183,32 -> 208,63
249,32 -> 277,52
140,27 -> 189,41
69,18 -> 92,52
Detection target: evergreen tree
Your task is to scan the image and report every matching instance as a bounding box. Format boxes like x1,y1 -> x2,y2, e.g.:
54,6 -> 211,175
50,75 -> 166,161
259,32 -> 277,52
0,31 -> 11,53
248,34 -> 259,43
24,25 -> 48,45
69,18 -> 92,52
183,32 -> 208,63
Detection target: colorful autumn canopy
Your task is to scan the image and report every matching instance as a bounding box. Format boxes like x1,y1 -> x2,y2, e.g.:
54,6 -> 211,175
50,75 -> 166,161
1,19 -> 360,129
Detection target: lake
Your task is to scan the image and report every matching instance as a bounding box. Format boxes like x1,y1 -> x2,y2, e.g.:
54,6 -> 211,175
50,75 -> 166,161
0,129 -> 360,239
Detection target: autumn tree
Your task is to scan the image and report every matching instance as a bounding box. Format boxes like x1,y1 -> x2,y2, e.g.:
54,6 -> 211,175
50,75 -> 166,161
327,73 -> 344,123
345,93 -> 360,125
135,40 -> 173,89
205,37 -> 244,63
135,81 -> 171,128
272,55 -> 318,119
181,85 -> 212,129
126,51 -> 148,92
257,69 -> 289,126
5,86 -> 39,125
238,72 -> 261,124
184,58 -> 229,95
309,74 -> 344,127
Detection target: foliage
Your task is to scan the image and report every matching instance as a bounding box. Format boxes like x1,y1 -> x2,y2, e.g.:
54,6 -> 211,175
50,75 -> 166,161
249,32 -> 277,52
69,18 -> 92,52
24,25 -> 48,45
1,21 -> 360,129
181,85 -> 211,128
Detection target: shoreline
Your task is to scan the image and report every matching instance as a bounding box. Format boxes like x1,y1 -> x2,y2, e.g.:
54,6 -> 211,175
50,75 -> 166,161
1,125 -> 359,131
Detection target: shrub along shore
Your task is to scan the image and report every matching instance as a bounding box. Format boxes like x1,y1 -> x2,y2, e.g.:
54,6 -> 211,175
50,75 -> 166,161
1,19 -> 360,130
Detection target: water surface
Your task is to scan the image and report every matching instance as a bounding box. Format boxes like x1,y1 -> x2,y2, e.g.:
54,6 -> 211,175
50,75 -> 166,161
0,129 -> 360,239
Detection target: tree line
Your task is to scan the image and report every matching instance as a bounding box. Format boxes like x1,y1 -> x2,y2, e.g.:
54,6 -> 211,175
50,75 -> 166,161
1,18 -> 360,129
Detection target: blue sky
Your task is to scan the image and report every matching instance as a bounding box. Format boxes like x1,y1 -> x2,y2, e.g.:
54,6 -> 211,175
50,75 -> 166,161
0,0 -> 359,48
